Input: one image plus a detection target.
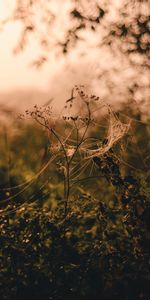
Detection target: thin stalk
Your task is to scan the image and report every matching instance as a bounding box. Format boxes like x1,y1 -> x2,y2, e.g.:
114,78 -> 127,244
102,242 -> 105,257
69,101 -> 91,165
33,116 -> 70,217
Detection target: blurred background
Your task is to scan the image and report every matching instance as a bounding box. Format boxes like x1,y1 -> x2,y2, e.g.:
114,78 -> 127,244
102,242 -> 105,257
0,3 -> 150,299
0,0 -> 149,115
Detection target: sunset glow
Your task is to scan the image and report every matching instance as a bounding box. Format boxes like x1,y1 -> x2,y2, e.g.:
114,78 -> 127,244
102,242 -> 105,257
0,2 -> 150,300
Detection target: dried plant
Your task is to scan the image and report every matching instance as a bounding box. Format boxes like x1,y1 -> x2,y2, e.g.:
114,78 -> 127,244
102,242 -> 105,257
20,86 -> 130,217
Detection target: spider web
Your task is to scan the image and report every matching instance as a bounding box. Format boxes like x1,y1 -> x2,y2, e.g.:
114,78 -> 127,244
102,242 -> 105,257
1,87 -> 149,215
86,107 -> 130,158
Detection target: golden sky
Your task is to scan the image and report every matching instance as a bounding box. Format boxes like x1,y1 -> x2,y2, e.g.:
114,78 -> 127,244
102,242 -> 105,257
0,0 -> 120,92
0,0 -> 148,113
0,1 -> 57,91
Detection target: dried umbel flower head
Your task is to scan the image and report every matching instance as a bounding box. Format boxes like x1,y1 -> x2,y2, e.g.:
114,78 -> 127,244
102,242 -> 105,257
20,104 -> 56,132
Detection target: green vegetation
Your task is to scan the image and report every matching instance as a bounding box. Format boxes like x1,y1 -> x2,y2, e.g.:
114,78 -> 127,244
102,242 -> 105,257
0,88 -> 150,300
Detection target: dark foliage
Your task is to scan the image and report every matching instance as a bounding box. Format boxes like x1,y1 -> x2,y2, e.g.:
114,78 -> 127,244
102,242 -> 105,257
0,151 -> 150,300
0,97 -> 150,299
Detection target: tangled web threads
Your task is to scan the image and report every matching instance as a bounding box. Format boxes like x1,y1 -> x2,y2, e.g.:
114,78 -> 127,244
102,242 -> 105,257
85,109 -> 130,158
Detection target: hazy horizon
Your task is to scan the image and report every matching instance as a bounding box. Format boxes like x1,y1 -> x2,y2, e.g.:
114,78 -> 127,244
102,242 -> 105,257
0,1 -> 149,115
